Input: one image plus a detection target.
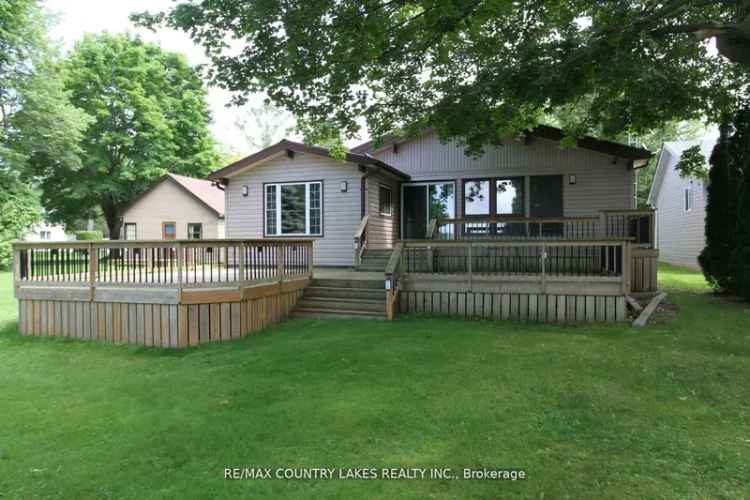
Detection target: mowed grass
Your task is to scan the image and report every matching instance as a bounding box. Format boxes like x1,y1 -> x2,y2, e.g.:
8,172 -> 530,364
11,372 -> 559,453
0,266 -> 748,499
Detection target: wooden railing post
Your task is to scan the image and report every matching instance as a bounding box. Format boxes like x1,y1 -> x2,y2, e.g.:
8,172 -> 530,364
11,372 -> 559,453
622,242 -> 631,294
308,241 -> 314,278
467,241 -> 473,292
540,242 -> 547,294
238,241 -> 246,283
176,242 -> 184,289
88,242 -> 97,301
12,245 -> 21,286
277,242 -> 285,283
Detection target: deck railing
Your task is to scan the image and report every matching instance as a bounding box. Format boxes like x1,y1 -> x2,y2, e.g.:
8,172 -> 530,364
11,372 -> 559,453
13,239 -> 314,288
431,209 -> 655,247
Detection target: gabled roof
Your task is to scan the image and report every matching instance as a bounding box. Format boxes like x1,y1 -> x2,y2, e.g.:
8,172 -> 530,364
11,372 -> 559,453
125,173 -> 225,217
352,125 -> 654,166
647,138 -> 717,207
209,139 -> 410,181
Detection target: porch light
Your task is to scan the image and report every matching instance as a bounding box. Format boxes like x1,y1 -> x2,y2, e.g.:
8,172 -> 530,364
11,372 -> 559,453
568,174 -> 577,185
340,180 -> 348,192
385,279 -> 392,290
242,185 -> 249,197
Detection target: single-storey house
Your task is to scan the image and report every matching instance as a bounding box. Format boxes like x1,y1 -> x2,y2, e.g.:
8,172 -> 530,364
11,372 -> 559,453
209,126 -> 652,267
647,138 -> 716,269
121,173 -> 225,240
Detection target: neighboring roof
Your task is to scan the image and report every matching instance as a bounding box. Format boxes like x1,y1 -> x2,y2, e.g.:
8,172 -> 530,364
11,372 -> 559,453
352,125 -> 654,165
647,138 -> 717,207
125,173 -> 225,217
209,139 -> 411,181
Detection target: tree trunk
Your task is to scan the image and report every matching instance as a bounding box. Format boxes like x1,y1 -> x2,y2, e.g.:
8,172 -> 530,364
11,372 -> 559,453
101,203 -> 122,240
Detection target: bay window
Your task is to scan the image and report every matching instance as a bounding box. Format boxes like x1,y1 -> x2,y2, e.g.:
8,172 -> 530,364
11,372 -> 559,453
265,181 -> 323,236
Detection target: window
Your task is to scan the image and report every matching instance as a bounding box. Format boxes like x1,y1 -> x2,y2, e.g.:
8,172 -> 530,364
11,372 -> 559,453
463,177 -> 525,216
162,222 -> 176,240
264,181 -> 323,236
124,223 -> 137,240
379,184 -> 393,216
187,223 -> 203,239
40,231 -> 51,241
684,186 -> 693,212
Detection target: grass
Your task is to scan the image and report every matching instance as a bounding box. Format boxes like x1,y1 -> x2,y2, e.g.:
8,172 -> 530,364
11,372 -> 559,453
0,265 -> 748,499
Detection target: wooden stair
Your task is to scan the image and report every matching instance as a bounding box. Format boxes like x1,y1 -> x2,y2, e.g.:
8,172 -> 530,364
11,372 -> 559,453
357,249 -> 392,272
292,277 -> 386,320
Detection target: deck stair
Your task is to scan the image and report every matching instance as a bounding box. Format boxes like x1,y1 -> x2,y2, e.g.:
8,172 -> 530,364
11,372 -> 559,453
293,277 -> 386,320
357,249 -> 393,272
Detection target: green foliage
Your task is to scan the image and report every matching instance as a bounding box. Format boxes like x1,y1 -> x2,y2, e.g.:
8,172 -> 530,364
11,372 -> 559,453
674,145 -> 709,181
74,230 -> 103,241
27,33 -> 220,239
135,1 -> 750,153
0,175 -> 40,269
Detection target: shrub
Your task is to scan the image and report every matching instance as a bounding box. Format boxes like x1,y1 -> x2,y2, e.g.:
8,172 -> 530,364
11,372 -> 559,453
75,230 -> 103,241
729,108 -> 750,300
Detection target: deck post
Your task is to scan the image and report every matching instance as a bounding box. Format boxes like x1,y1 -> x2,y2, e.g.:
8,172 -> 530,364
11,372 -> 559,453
622,242 -> 631,294
540,242 -> 547,294
12,246 -> 21,287
88,242 -> 97,301
308,241 -> 314,278
467,241 -> 473,292
598,211 -> 608,238
277,242 -> 285,284
176,242 -> 184,289
238,241 -> 246,283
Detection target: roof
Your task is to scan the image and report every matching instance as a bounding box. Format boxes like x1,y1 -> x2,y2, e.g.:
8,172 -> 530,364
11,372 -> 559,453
125,173 -> 225,217
352,125 -> 654,165
209,139 -> 411,181
647,138 -> 717,207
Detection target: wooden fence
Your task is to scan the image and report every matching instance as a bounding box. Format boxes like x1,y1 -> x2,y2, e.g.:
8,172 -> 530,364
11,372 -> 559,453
13,239 -> 313,347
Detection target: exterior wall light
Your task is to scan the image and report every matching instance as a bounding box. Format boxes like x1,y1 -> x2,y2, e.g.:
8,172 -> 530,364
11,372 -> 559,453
340,181 -> 348,192
569,174 -> 577,185
242,185 -> 249,197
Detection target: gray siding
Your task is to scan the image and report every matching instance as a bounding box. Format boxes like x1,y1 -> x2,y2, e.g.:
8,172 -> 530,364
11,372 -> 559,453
225,152 -> 363,266
653,149 -> 706,269
373,131 -> 635,217
365,172 -> 400,250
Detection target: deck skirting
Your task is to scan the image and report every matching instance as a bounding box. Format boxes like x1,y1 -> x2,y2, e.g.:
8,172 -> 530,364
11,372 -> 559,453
16,279 -> 308,348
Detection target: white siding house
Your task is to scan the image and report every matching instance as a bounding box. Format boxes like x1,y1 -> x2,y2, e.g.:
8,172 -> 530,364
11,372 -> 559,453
648,139 -> 716,269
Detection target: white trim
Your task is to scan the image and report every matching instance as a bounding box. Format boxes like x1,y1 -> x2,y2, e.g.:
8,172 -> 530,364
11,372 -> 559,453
379,184 -> 393,216
264,181 -> 323,236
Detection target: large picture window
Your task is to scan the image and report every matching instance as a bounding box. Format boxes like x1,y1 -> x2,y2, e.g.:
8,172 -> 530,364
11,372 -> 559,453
265,181 -> 323,236
463,177 -> 525,216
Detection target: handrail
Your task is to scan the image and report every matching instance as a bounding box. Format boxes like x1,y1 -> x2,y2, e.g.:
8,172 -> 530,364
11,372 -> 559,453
13,239 -> 314,288
436,215 -> 599,224
353,214 -> 369,267
384,242 -> 403,320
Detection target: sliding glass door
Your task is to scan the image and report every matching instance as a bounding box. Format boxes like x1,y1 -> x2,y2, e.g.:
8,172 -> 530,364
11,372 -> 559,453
402,182 -> 456,239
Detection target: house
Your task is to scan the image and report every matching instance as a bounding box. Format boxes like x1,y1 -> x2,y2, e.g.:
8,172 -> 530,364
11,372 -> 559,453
121,173 -> 225,240
24,221 -> 71,242
647,139 -> 716,269
210,126 -> 652,267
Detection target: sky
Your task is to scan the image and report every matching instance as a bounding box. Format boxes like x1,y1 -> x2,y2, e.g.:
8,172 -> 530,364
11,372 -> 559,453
44,0 -> 300,156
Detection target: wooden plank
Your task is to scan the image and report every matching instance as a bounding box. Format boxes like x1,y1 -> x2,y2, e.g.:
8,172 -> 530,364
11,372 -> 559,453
105,303 -> 113,342
175,305 -> 185,348
518,294 -> 528,321
189,305 -> 199,346
557,295 -> 566,323
528,294 -> 538,322
633,293 -> 666,327
128,303 -> 137,344
47,301 -> 55,336
161,305 -> 170,347
210,303 -> 221,341
77,302 -> 84,340
181,288 -> 241,305
595,296 -> 606,322
94,287 -> 180,305
18,300 -> 26,335
537,295 -> 547,323
169,305 -> 178,348
606,296 -> 616,322
501,294 -> 510,320
585,296 -> 596,322
547,295 -> 556,323
91,301 -> 98,341
135,304 -> 144,345
40,301 -> 47,336
120,304 -> 129,344
144,304 -> 153,347
615,296 -> 627,322
231,303 -> 241,339
566,295 -> 577,323
221,302 -> 232,339
625,295 -> 643,314
576,296 -> 586,323
239,298 -> 248,336
199,304 -> 210,344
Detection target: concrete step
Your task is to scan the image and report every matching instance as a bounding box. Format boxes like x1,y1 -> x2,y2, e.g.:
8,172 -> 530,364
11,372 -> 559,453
292,308 -> 386,320
312,278 -> 383,289
362,250 -> 393,257
297,297 -> 385,313
359,258 -> 390,267
305,286 -> 385,301
357,265 -> 387,272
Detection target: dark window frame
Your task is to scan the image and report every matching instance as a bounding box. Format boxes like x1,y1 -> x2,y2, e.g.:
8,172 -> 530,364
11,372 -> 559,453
187,222 -> 203,239
124,223 -> 137,240
462,176 -> 526,217
379,184 -> 393,216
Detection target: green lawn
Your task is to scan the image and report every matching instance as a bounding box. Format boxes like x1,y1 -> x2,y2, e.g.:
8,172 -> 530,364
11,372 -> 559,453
1,265 -> 748,499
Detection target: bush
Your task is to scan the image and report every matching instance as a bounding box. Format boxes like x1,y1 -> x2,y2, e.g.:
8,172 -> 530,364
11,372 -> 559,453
729,109 -> 750,300
75,230 -> 103,241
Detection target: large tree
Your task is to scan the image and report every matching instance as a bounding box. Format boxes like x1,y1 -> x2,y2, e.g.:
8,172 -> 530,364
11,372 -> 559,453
1,0 -> 89,267
28,33 -> 220,239
136,1 -> 749,151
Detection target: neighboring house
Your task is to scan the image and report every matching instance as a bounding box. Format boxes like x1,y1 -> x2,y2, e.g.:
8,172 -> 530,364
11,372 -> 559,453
24,221 -> 71,242
209,126 -> 652,267
121,173 -> 225,240
647,139 -> 716,269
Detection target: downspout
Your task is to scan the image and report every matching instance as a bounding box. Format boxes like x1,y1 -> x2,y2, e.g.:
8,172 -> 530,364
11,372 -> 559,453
360,165 -> 381,218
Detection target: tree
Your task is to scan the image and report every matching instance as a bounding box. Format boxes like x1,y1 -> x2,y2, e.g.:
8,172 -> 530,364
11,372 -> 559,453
729,107 -> 750,299
27,33 -> 220,239
234,101 -> 294,152
698,122 -> 742,291
135,1 -> 749,153
0,0 -> 89,267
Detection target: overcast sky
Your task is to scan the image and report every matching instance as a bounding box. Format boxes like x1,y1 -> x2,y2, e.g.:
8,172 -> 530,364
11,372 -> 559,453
44,0 -> 302,156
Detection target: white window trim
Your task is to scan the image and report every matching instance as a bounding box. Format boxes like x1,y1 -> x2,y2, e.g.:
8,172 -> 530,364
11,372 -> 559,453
265,181 -> 323,236
683,186 -> 693,212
